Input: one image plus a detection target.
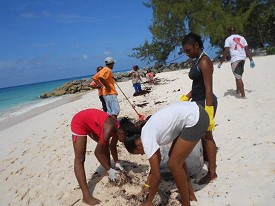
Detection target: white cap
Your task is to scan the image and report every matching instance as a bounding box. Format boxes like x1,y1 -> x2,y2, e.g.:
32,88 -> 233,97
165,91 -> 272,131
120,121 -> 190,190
105,57 -> 116,65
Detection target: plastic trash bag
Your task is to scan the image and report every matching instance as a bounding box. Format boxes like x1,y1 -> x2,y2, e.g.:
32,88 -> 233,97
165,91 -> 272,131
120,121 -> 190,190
160,140 -> 204,178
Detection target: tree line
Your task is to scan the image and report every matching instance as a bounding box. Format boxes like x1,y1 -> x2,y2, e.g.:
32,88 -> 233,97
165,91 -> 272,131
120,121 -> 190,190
130,0 -> 275,64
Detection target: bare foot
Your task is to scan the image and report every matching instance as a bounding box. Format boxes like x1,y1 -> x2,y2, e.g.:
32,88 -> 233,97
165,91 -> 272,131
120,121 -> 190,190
197,172 -> 217,185
82,196 -> 101,205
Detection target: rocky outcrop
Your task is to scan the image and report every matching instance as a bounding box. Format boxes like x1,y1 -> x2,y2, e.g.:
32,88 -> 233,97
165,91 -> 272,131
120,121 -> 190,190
40,79 -> 91,98
40,59 -> 196,98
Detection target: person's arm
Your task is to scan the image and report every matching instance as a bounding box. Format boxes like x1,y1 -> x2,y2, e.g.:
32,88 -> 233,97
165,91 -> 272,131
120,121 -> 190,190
200,57 -> 214,106
200,56 -> 216,131
109,135 -> 119,162
94,117 -> 117,171
245,46 -> 253,61
140,149 -> 161,206
98,77 -> 111,93
93,69 -> 111,93
219,47 -> 230,65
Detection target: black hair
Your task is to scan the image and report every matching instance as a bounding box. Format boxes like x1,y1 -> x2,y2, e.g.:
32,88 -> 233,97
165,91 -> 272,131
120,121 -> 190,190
124,134 -> 140,154
119,117 -> 142,153
119,117 -> 142,136
96,66 -> 103,73
182,33 -> 204,49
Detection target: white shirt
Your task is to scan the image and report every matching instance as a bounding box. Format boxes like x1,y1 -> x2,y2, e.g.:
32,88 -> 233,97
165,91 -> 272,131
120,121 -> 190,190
224,34 -> 248,63
141,102 -> 200,159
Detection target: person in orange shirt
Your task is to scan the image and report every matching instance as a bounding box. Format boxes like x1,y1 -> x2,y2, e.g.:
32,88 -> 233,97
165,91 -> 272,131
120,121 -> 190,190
90,66 -> 107,112
93,57 -> 120,118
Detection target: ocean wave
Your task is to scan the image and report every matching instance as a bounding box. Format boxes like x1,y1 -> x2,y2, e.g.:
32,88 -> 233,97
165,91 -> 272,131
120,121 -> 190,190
0,97 -> 62,122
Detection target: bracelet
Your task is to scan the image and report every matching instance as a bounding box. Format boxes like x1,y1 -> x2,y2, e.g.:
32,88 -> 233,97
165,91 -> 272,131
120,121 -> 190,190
144,184 -> 150,188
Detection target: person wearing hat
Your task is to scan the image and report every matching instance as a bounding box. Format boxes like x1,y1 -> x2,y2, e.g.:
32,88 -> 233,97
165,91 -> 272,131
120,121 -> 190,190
218,26 -> 255,98
93,57 -> 120,118
129,65 -> 142,94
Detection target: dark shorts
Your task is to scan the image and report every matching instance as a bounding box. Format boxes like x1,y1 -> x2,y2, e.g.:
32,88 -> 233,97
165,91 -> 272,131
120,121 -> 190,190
231,60 -> 245,79
179,104 -> 210,142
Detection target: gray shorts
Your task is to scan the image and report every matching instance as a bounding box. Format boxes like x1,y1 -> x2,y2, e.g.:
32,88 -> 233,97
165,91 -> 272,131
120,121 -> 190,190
103,95 -> 120,116
179,104 -> 209,142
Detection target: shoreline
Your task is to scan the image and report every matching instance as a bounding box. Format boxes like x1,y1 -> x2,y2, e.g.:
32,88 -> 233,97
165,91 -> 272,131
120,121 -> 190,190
0,93 -> 84,132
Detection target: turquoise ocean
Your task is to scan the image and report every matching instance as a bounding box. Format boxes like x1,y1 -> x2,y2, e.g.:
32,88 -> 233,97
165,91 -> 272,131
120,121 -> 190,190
0,69 -> 131,122
0,75 -> 92,122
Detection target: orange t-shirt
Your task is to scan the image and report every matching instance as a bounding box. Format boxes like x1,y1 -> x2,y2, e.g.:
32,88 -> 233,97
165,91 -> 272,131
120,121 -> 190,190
93,67 -> 118,95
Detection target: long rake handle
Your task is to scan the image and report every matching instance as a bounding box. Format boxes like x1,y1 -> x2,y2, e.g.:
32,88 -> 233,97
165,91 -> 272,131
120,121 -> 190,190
115,82 -> 140,116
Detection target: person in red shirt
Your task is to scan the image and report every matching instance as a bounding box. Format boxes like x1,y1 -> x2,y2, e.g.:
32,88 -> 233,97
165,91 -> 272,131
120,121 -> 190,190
71,109 -> 138,205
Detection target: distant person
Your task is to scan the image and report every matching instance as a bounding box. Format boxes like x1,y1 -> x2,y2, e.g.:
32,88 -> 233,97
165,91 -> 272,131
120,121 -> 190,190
71,109 -> 136,205
218,26 -> 255,98
90,66 -> 107,112
181,33 -> 218,185
93,57 -> 120,118
146,69 -> 156,84
124,102 -> 210,206
129,65 -> 142,94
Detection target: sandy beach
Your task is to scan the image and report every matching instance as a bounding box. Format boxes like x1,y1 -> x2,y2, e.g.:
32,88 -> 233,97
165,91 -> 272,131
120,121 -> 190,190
0,55 -> 275,206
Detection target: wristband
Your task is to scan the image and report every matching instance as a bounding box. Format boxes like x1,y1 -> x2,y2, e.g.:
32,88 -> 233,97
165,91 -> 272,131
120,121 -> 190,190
144,184 -> 150,188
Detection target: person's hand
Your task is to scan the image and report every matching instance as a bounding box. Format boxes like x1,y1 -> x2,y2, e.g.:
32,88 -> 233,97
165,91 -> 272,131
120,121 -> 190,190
107,168 -> 119,181
139,185 -> 149,201
250,61 -> 255,68
106,86 -> 111,93
180,94 -> 190,102
217,63 -> 222,69
205,106 -> 215,131
115,162 -> 124,171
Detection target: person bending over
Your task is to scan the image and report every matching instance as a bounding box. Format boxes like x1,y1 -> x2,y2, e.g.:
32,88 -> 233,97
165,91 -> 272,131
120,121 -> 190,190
71,109 -> 134,205
124,102 -> 209,206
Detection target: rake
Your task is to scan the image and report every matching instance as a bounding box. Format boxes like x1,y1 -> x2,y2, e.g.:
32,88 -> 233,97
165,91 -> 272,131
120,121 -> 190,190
115,82 -> 145,121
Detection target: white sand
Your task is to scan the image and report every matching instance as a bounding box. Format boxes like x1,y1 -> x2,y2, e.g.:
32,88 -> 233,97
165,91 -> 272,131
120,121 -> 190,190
0,55 -> 275,206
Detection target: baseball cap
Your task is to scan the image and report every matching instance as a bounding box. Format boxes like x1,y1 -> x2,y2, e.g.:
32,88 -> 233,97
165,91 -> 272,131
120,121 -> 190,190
105,57 -> 116,65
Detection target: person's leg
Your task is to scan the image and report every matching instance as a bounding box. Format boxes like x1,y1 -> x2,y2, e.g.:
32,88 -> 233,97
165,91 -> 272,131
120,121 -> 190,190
72,135 -> 101,205
99,95 -> 107,112
137,82 -> 142,92
103,95 -> 111,114
236,79 -> 245,97
198,131 -> 218,185
168,138 -> 199,206
133,83 -> 138,93
108,95 -> 120,118
232,61 -> 245,97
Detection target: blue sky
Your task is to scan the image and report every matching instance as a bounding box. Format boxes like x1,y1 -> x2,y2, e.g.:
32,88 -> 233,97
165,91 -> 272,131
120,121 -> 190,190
0,0 -> 218,88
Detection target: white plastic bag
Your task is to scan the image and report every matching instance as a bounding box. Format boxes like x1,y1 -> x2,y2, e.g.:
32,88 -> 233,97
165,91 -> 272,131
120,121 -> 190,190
160,140 -> 203,178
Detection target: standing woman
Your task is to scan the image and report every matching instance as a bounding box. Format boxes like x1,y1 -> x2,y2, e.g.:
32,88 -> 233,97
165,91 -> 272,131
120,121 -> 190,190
180,33 -> 218,185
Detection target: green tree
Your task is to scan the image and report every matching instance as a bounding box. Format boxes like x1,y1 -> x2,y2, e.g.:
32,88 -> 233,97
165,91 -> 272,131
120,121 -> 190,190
131,0 -> 257,64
